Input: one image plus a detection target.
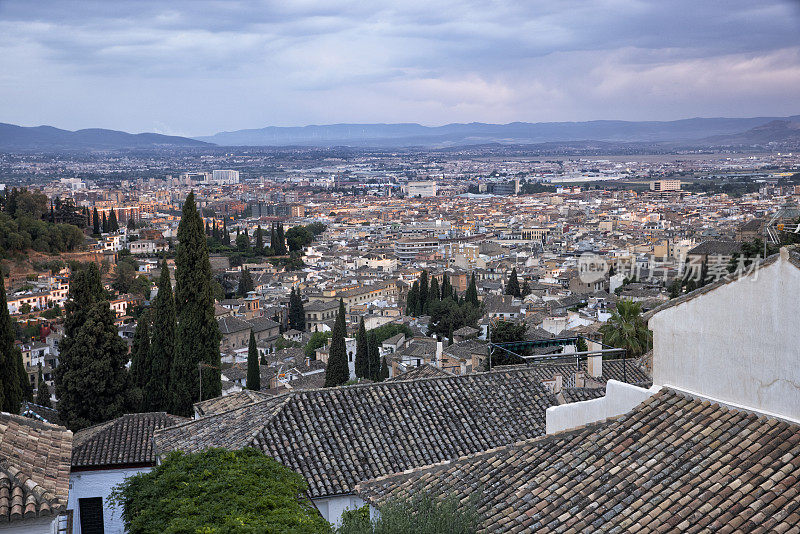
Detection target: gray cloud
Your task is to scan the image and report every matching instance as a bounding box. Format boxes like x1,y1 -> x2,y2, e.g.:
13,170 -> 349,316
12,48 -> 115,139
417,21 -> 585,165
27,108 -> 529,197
0,0 -> 798,135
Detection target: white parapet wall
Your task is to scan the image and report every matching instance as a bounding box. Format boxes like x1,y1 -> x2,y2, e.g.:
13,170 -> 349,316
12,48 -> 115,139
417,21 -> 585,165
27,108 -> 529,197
546,380 -> 661,434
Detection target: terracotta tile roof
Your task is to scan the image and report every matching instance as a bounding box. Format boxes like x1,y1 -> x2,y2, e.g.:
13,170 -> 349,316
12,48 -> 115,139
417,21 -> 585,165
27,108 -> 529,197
71,412 -> 188,469
0,413 -> 71,523
356,387 -> 800,533
193,389 -> 273,417
389,363 -> 453,381
561,386 -> 606,403
155,368 -> 559,498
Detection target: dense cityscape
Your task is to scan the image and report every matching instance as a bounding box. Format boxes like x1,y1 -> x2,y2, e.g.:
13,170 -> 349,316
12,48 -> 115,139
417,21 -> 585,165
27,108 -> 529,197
2,0 -> 800,532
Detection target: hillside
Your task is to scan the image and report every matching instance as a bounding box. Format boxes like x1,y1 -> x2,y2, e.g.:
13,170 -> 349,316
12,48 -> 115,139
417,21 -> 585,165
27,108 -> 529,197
0,123 -> 214,150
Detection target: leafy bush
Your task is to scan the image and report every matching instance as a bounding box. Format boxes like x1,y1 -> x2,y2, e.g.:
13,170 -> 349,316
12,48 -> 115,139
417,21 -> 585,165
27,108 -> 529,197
111,448 -> 331,534
338,492 -> 481,534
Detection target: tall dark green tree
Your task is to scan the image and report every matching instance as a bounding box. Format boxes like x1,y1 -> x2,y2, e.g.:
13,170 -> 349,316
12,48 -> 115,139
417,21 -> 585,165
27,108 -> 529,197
222,219 -> 230,246
441,275 -> 452,302
109,209 -> 119,232
146,260 -> 175,412
56,300 -> 130,430
129,311 -> 151,411
466,272 -> 479,307
354,318 -> 368,379
170,192 -> 222,416
428,277 -> 440,304
102,212 -> 108,233
288,288 -> 305,331
255,225 -> 263,254
238,268 -> 254,296
379,356 -> 389,382
406,281 -> 419,316
418,271 -> 429,315
0,275 -> 23,413
367,330 -> 380,381
246,331 -> 260,391
92,207 -> 101,235
275,224 -> 287,255
324,299 -> 349,387
506,268 -> 520,297
35,365 -> 51,408
127,216 -> 136,231
270,224 -> 277,254
236,231 -> 250,254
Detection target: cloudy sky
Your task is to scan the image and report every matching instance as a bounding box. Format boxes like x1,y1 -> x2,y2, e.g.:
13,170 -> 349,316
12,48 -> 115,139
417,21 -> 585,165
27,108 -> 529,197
1,0 -> 799,136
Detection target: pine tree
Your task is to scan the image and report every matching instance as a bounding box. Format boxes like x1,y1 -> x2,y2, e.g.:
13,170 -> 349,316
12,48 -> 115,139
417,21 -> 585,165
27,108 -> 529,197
324,299 -> 349,387
246,331 -> 260,391
367,330 -> 380,381
506,268 -> 521,297
35,365 -> 51,408
129,311 -> 151,411
354,318 -> 368,379
92,207 -> 101,235
288,288 -> 305,331
238,268 -> 254,296
57,302 -> 129,430
170,192 -> 222,416
102,212 -> 108,233
466,272 -> 479,306
109,209 -> 119,232
255,225 -> 263,254
418,271 -> 429,315
0,276 -> 23,413
146,260 -> 175,412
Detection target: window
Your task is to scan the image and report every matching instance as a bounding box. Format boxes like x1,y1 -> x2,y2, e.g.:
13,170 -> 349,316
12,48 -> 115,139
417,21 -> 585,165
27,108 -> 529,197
79,497 -> 104,534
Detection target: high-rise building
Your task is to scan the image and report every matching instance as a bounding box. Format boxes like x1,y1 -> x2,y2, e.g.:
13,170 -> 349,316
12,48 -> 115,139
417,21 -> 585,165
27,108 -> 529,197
650,179 -> 681,192
212,170 -> 240,185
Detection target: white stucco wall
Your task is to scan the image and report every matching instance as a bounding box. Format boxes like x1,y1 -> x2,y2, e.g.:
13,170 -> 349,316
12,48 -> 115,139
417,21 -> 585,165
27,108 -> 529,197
650,252 -> 800,421
68,467 -> 151,534
313,495 -> 365,527
546,380 -> 660,434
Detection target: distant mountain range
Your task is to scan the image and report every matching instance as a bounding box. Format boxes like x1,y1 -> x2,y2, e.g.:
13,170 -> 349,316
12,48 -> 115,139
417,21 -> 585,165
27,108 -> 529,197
196,115 -> 800,147
0,123 -> 211,150
1,115 -> 799,150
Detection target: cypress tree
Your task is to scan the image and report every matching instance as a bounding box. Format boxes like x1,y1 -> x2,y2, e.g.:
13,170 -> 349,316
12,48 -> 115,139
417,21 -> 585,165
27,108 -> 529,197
255,225 -> 263,254
223,219 -> 230,246
406,281 -> 419,316
146,260 -> 175,412
466,272 -> 479,307
127,216 -> 136,231
354,318 -> 368,379
246,331 -> 260,391
418,271 -> 429,315
324,299 -> 349,387
18,351 -> 32,404
367,330 -> 380,381
109,209 -> 119,232
521,280 -> 531,297
170,192 -> 222,416
35,365 -> 51,408
57,302 -> 129,429
129,311 -> 151,411
102,212 -> 108,233
212,221 -> 219,241
441,275 -> 452,302
276,224 -> 287,255
506,268 -> 520,297
379,356 -> 389,382
288,288 -> 305,331
92,207 -> 101,235
428,277 -> 440,304
0,276 -> 22,413
238,268 -> 254,296
270,224 -> 277,254
205,220 -> 210,236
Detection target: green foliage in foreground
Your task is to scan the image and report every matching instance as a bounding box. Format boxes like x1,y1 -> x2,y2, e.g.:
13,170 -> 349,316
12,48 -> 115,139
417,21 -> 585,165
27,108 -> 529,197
338,492 -> 481,534
111,448 -> 331,534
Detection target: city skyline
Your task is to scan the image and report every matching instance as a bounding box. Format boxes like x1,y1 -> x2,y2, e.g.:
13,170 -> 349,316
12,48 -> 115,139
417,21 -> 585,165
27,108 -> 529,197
1,0 -> 799,136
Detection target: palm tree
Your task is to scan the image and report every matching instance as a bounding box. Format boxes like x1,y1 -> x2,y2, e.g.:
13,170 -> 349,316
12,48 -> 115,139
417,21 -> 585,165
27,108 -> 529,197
599,300 -> 652,359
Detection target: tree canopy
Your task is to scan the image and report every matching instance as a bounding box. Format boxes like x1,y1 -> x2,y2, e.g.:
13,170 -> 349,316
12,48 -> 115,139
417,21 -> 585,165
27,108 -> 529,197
111,448 -> 330,534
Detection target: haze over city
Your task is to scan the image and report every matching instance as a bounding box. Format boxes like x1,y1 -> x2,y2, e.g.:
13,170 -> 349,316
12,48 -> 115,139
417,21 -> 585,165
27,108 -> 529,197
1,0 -> 799,135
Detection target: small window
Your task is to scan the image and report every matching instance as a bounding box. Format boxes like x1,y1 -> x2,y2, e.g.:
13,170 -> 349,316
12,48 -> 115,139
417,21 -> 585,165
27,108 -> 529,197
79,497 -> 104,534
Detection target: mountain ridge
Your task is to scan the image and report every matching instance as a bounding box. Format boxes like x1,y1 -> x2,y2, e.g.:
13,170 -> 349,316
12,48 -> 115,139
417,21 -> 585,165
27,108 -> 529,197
0,123 -> 212,150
